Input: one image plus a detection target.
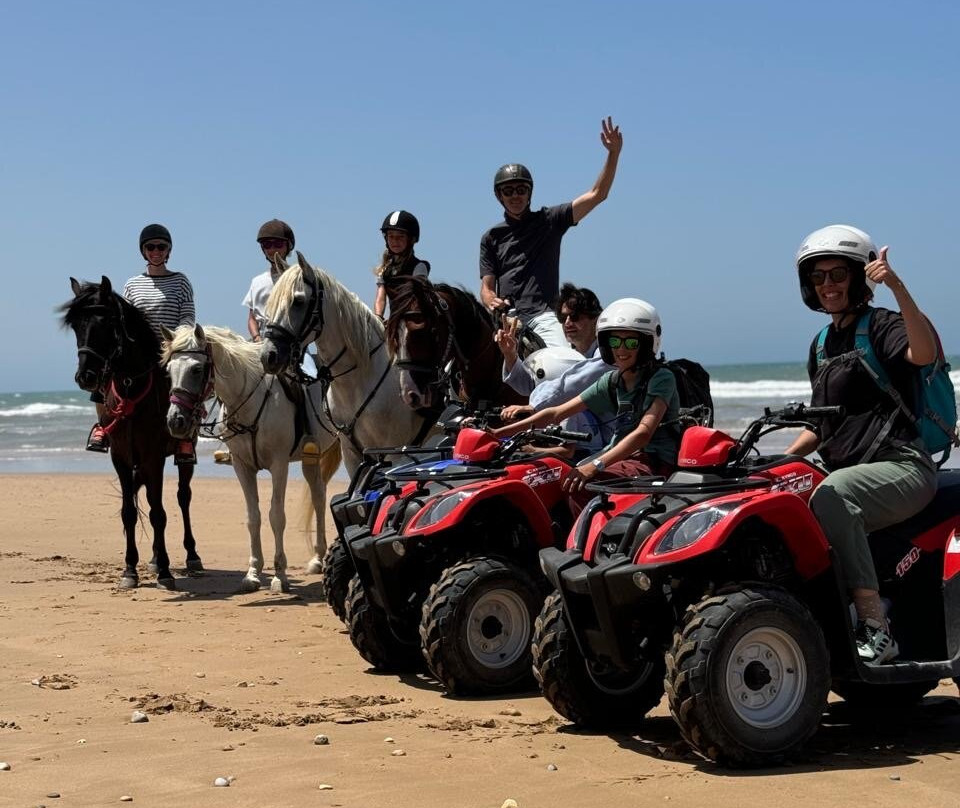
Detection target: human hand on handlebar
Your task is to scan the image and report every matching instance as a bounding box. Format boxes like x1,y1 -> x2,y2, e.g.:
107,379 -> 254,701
501,404 -> 534,421
562,461 -> 599,493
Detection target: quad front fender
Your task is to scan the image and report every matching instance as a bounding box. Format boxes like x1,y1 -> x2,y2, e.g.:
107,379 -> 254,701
637,491 -> 831,580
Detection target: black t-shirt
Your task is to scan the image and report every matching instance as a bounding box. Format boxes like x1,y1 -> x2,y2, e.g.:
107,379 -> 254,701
805,307 -> 918,469
479,203 -> 575,318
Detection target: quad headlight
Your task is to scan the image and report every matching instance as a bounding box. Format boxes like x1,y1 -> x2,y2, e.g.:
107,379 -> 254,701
414,490 -> 476,529
652,503 -> 738,555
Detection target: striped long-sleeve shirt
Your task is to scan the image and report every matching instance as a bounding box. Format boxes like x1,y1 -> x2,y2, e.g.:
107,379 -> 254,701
122,271 -> 195,339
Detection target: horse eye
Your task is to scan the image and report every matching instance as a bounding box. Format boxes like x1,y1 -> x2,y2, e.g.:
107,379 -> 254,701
292,291 -> 306,306
405,313 -> 426,326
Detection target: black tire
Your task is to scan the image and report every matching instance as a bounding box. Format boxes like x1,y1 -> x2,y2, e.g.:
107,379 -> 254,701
532,592 -> 665,728
345,575 -> 422,672
832,680 -> 938,710
322,538 -> 353,624
420,557 -> 542,695
664,587 -> 830,767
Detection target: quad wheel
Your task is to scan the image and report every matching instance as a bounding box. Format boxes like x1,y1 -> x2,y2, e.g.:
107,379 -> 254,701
322,538 -> 353,623
532,591 -> 665,728
665,586 -> 830,767
420,557 -> 542,695
345,575 -> 422,671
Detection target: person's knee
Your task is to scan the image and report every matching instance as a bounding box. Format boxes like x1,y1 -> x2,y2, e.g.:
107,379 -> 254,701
810,482 -> 859,528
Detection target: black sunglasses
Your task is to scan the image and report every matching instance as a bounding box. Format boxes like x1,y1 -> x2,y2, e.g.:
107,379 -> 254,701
809,266 -> 850,286
143,243 -> 169,252
259,238 -> 288,249
499,185 -> 531,198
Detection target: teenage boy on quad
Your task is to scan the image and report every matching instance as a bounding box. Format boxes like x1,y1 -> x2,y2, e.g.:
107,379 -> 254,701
490,298 -> 679,513
479,117 -> 622,350
785,225 -> 938,664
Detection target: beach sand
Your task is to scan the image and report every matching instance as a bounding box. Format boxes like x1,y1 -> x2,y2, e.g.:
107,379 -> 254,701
1,474 -> 959,808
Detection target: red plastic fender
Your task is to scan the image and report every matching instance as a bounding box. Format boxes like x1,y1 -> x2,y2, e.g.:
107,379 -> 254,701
637,491 -> 832,580
404,478 -> 556,547
942,528 -> 960,581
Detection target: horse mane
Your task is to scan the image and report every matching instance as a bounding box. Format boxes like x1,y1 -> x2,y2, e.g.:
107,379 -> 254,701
162,325 -> 263,382
385,276 -> 493,356
266,263 -> 383,370
59,279 -> 160,357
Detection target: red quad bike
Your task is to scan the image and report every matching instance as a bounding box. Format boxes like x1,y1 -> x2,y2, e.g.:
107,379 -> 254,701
533,403 -> 960,767
342,422 -> 590,695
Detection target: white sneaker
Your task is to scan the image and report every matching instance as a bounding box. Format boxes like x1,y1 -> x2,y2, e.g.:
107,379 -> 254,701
855,618 -> 899,664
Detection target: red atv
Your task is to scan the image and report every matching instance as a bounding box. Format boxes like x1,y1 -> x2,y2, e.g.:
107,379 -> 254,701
533,403 -> 960,766
342,421 -> 589,695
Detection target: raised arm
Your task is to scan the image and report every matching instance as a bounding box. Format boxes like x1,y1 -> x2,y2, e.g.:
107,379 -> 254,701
571,117 -> 623,224
866,246 -> 935,366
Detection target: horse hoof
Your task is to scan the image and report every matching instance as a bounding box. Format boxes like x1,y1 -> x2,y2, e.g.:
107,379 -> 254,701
305,557 -> 323,575
240,576 -> 261,593
270,578 -> 290,595
119,576 -> 139,590
156,577 -> 177,591
186,558 -> 205,573
147,561 -> 159,575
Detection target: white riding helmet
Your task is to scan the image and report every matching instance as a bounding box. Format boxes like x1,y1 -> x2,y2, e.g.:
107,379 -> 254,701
796,224 -> 878,311
596,298 -> 661,364
523,347 -> 584,384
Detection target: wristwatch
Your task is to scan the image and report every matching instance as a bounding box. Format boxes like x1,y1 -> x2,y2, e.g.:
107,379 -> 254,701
591,458 -> 605,472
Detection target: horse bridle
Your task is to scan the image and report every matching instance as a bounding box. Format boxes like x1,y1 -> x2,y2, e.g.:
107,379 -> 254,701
262,266 -> 326,372
394,291 -> 467,399
77,300 -> 145,392
166,347 -> 216,428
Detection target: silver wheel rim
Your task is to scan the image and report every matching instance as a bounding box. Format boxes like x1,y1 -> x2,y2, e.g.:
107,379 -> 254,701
725,626 -> 807,729
466,588 -> 530,669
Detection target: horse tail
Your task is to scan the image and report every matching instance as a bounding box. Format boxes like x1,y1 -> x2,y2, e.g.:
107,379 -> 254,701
299,441 -> 344,558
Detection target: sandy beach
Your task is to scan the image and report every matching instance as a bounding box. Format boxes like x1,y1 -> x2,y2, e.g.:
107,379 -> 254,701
2,473 -> 960,808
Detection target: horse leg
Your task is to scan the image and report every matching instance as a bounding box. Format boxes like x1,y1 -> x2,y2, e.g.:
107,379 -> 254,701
143,465 -> 174,590
268,462 -> 291,594
116,463 -> 140,589
176,462 -> 204,572
234,461 -> 264,593
303,443 -> 340,574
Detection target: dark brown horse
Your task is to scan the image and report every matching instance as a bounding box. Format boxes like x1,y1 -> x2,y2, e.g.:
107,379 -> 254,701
384,276 -> 526,410
59,276 -> 203,589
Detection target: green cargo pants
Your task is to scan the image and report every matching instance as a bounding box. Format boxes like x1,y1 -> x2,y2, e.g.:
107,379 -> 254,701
809,441 -> 938,591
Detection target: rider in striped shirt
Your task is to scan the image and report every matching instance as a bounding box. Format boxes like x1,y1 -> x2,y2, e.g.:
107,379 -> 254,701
87,224 -> 197,463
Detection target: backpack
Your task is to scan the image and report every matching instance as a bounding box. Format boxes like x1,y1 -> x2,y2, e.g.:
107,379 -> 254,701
607,358 -> 714,432
815,310 -> 959,465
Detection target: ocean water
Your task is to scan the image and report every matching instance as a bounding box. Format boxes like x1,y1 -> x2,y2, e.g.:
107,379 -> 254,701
3,359 -> 959,476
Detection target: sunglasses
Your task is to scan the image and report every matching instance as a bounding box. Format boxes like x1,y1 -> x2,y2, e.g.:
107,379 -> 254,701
143,243 -> 169,252
606,335 -> 641,350
809,266 -> 849,285
259,238 -> 288,249
499,185 -> 531,198
558,311 -> 583,323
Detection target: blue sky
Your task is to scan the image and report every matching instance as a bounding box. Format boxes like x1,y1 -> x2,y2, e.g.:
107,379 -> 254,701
3,0 -> 959,392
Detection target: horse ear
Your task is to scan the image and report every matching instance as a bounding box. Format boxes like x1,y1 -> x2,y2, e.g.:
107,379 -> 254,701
194,323 -> 205,342
160,324 -> 175,343
296,251 -> 312,273
70,277 -> 82,296
100,275 -> 113,295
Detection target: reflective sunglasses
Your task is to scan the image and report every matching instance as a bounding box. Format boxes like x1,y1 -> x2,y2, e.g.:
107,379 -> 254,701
499,184 -> 531,198
606,335 -> 641,350
259,238 -> 288,249
143,243 -> 169,252
809,266 -> 849,285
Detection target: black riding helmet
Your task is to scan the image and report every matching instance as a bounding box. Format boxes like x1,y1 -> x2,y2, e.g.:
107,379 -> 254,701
380,210 -> 420,244
493,163 -> 533,196
139,223 -> 172,254
257,219 -> 295,250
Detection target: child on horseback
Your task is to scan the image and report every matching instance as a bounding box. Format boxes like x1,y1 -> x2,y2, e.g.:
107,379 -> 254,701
373,210 -> 430,320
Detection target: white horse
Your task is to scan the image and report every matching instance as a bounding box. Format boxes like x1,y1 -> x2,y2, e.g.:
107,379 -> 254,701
163,324 -> 342,593
259,253 -> 435,473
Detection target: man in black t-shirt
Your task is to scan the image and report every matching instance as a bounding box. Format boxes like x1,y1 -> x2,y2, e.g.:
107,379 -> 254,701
479,117 -> 623,349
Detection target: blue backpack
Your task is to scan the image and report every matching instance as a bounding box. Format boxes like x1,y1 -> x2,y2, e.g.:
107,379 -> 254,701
815,310 -> 959,465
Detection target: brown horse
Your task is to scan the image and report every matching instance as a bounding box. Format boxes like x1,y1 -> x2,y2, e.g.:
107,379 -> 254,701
384,276 -> 526,410
59,276 -> 203,589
